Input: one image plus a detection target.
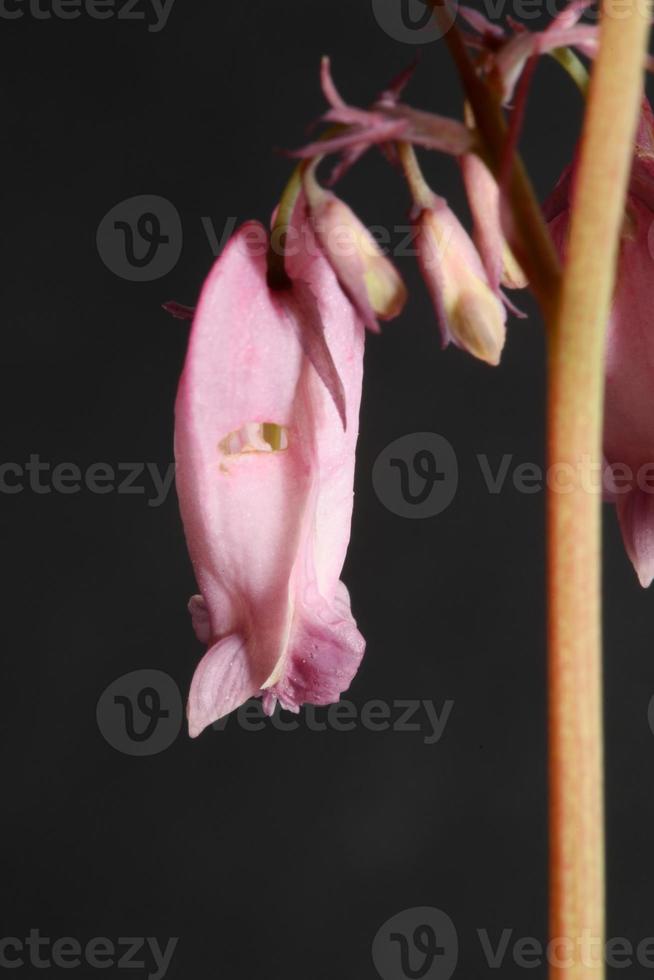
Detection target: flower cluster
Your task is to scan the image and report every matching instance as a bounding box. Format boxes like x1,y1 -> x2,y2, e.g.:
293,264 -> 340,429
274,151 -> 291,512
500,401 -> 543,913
174,5 -> 654,736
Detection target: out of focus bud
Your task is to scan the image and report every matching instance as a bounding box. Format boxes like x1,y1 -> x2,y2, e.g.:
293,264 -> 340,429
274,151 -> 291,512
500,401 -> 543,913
501,242 -> 529,291
416,197 -> 507,366
303,161 -> 407,332
460,108 -> 527,293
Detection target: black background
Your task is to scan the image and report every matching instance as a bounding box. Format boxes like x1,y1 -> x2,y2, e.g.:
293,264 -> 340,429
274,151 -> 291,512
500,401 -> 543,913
2,1 -> 654,978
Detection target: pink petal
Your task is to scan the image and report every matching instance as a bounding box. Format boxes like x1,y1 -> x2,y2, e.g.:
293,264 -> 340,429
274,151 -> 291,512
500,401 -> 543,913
163,300 -> 195,320
604,199 -> 654,477
550,0 -> 593,29
278,279 -> 347,429
187,634 -> 255,737
320,55 -> 347,109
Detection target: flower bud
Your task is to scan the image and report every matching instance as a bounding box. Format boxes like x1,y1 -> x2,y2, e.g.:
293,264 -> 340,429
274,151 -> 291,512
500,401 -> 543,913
460,111 -> 527,293
303,163 -> 406,331
416,198 -> 507,366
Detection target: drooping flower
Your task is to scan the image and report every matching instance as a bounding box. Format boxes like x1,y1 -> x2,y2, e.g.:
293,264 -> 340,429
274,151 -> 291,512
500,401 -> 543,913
295,59 -> 526,366
545,99 -> 654,586
303,159 -> 407,332
175,211 -> 366,736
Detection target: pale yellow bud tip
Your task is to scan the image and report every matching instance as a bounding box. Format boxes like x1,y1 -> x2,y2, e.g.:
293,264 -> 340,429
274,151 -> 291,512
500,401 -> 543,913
451,290 -> 506,367
364,263 -> 407,320
501,245 -> 528,291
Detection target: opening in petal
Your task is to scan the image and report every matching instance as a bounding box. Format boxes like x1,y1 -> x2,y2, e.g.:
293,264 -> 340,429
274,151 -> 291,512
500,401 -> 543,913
219,422 -> 289,456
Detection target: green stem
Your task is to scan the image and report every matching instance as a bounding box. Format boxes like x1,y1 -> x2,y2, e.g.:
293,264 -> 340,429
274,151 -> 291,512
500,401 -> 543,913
267,125 -> 346,291
266,162 -> 305,291
397,142 -> 435,210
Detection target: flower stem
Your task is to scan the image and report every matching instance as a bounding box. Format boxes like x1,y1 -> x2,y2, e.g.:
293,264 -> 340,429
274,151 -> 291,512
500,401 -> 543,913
547,5 -> 650,978
549,47 -> 590,97
426,1 -> 561,320
397,142 -> 435,210
267,162 -> 305,291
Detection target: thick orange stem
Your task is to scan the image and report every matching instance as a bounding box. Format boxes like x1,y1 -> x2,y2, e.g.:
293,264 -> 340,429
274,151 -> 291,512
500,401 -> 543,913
547,5 -> 651,980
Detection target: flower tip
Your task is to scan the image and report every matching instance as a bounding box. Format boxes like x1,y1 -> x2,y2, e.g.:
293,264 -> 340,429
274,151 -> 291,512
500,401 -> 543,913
364,262 -> 407,322
500,247 -> 529,291
187,715 -> 203,739
451,291 -> 506,366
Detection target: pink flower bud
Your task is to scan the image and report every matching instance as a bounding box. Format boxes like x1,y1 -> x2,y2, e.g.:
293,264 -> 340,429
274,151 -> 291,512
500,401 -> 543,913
460,150 -> 528,292
416,197 -> 507,366
303,163 -> 406,331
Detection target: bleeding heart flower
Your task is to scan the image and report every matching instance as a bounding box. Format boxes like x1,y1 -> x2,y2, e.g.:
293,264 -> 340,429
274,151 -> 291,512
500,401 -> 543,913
175,213 -> 366,736
545,99 -> 654,586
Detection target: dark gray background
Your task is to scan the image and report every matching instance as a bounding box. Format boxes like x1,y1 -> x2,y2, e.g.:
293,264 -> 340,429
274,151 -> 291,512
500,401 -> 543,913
2,1 -> 653,977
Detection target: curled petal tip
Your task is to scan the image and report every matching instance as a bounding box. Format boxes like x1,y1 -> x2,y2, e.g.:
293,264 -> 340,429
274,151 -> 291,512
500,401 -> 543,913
163,300 -> 195,321
617,490 -> 654,589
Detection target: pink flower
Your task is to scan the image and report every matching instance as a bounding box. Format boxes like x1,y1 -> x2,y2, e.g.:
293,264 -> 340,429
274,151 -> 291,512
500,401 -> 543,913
546,100 -> 654,586
175,213 -> 366,736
